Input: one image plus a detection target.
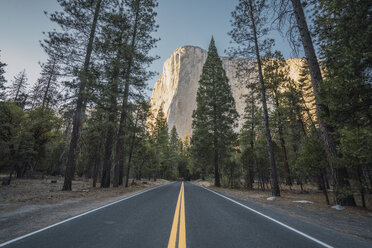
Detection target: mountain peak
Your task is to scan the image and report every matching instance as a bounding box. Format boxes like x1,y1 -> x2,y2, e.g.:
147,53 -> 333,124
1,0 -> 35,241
150,46 -> 304,139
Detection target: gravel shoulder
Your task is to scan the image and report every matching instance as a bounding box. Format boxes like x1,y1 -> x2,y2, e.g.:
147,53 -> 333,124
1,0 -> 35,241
0,177 -> 168,243
194,180 -> 372,242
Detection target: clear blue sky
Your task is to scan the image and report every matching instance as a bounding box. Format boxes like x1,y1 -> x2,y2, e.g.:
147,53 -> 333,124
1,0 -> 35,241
0,0 -> 293,97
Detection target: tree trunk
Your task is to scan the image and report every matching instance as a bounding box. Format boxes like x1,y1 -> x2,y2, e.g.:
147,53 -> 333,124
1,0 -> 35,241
101,47 -> 122,188
92,151 -> 99,188
101,120 -> 115,188
214,146 -> 220,187
279,137 -> 291,185
273,90 -> 292,186
319,171 -> 330,205
366,166 -> 372,193
290,0 -> 355,206
125,111 -> 139,188
212,97 -> 220,186
3,169 -> 14,186
63,0 -> 102,191
357,166 -> 366,208
249,0 -> 280,196
248,97 -> 256,189
113,82 -> 129,187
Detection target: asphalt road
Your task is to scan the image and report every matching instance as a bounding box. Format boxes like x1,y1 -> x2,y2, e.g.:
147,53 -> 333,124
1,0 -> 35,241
1,181 -> 370,248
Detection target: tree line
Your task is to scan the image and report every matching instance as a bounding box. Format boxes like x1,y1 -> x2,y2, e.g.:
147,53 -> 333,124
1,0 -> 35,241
0,0 -> 177,189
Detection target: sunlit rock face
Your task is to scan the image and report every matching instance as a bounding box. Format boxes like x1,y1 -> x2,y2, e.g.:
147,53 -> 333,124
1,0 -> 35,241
150,46 -> 305,139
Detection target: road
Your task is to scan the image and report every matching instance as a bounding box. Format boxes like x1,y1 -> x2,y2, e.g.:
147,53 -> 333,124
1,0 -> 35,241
1,181 -> 370,248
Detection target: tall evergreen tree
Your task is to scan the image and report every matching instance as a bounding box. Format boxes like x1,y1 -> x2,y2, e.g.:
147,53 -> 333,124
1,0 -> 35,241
29,59 -> 62,109
315,0 -> 372,205
0,51 -> 7,101
41,58 -> 61,108
98,1 -> 127,188
230,0 -> 280,196
192,38 -> 238,187
296,61 -> 316,131
113,0 -> 159,186
9,70 -> 28,105
80,108 -> 105,187
124,101 -> 150,187
315,0 -> 372,130
170,126 -> 179,152
168,126 -> 181,179
151,104 -> 169,180
263,51 -> 292,185
43,0 -> 104,190
29,80 -> 43,109
240,75 -> 261,189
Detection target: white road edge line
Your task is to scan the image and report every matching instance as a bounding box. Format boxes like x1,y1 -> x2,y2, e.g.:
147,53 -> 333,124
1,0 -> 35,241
196,184 -> 333,248
0,182 -> 172,247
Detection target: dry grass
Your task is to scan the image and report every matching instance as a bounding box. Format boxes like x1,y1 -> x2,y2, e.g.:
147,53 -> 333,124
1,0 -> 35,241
0,176 -> 167,208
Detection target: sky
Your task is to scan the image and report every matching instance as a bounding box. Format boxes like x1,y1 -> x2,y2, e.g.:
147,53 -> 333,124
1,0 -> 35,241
0,0 -> 293,97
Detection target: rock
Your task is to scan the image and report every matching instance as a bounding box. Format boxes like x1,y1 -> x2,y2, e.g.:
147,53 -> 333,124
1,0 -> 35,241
150,46 -> 307,139
293,200 -> 314,204
331,205 -> 345,210
267,197 -> 276,201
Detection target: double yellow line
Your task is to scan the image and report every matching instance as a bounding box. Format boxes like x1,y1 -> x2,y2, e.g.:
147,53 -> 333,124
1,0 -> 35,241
167,182 -> 186,248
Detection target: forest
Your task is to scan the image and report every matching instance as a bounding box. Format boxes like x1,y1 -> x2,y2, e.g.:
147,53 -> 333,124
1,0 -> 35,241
0,0 -> 371,209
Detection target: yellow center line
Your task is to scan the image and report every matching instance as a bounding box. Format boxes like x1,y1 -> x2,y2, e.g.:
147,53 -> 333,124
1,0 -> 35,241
167,182 -> 186,248
179,182 -> 186,248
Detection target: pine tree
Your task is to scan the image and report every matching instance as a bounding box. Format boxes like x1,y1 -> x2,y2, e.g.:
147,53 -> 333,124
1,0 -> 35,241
98,2 -> 127,188
296,61 -> 316,131
169,126 -> 178,146
129,101 -> 153,182
284,0 -> 356,205
315,0 -> 371,130
10,70 -> 28,105
315,0 -> 372,206
124,101 -> 149,187
0,51 -> 7,101
169,126 -> 181,178
240,75 -> 261,189
43,0 -> 104,190
29,59 -> 61,109
152,104 -> 169,180
29,80 -> 43,109
192,38 -> 238,187
113,0 -> 159,186
81,108 -> 106,187
263,51 -> 292,185
40,58 -> 61,108
230,0 -> 280,196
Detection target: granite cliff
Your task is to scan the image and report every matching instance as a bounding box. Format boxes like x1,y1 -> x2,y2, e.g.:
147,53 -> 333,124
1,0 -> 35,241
149,46 -> 306,139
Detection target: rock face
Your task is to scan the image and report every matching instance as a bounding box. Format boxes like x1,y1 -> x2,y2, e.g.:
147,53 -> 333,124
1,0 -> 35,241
150,46 -> 304,139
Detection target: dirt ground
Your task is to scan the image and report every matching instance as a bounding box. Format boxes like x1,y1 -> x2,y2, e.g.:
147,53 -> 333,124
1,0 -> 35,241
0,176 -> 168,243
194,180 -> 372,242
